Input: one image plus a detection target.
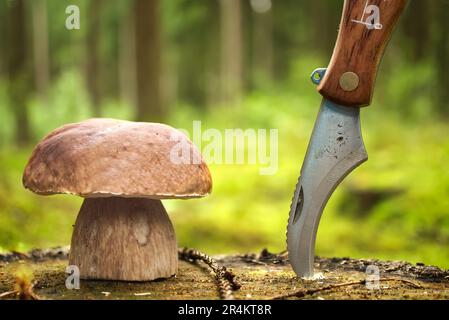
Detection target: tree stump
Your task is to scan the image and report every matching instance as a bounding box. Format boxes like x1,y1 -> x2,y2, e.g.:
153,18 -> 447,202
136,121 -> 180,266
1,247 -> 449,300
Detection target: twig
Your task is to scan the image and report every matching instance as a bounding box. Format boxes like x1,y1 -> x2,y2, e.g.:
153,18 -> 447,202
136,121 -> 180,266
0,284 -> 40,300
18,287 -> 40,300
272,278 -> 423,300
133,292 -> 152,296
0,246 -> 69,263
0,290 -> 18,299
179,247 -> 241,300
248,259 -> 268,266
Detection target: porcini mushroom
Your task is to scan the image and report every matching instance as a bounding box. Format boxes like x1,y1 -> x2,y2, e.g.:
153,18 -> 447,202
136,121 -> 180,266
22,118 -> 212,281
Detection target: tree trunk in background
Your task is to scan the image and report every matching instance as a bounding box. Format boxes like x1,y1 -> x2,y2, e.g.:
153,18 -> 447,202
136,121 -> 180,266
310,1 -> 341,57
7,0 -> 31,145
86,0 -> 102,117
0,2 -> 6,77
134,0 -> 164,122
434,1 -> 449,116
31,0 -> 50,102
219,0 -> 243,105
251,0 -> 274,89
119,7 -> 137,108
403,0 -> 429,62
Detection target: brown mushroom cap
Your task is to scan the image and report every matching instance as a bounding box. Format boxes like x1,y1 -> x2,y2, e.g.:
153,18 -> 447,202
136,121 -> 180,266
23,118 -> 212,199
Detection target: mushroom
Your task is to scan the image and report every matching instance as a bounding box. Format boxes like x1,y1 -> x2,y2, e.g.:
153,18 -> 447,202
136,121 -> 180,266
22,118 -> 212,281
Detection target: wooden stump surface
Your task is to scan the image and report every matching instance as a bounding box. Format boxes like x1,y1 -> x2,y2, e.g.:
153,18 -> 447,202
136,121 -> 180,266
1,248 -> 449,300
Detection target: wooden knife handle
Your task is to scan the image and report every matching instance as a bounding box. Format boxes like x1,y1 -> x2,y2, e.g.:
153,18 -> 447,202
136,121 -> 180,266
317,0 -> 408,107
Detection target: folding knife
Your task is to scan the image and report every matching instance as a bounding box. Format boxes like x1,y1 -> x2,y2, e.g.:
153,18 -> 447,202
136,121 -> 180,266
287,0 -> 408,278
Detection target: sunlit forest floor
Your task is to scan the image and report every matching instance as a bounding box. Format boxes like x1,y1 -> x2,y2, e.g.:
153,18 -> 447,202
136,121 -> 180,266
1,60 -> 449,268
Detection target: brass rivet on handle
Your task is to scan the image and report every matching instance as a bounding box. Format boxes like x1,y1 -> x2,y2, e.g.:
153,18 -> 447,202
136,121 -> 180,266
339,72 -> 359,92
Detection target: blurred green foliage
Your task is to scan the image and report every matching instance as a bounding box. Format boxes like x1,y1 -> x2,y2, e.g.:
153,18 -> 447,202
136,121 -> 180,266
0,0 -> 449,268
1,56 -> 449,267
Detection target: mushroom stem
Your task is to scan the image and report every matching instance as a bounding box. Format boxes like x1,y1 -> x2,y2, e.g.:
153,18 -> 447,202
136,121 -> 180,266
69,197 -> 178,281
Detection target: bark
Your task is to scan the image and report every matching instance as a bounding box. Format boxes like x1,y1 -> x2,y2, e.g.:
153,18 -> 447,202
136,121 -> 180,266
434,1 -> 449,116
402,0 -> 430,62
86,0 -> 103,117
0,3 -> 5,76
6,0 -> 32,145
134,0 -> 164,122
219,0 -> 244,105
309,1 -> 341,56
251,2 -> 274,88
31,0 -> 50,101
119,8 -> 137,108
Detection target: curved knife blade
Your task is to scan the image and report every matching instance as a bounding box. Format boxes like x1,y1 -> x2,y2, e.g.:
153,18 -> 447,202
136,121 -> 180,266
287,98 -> 368,278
